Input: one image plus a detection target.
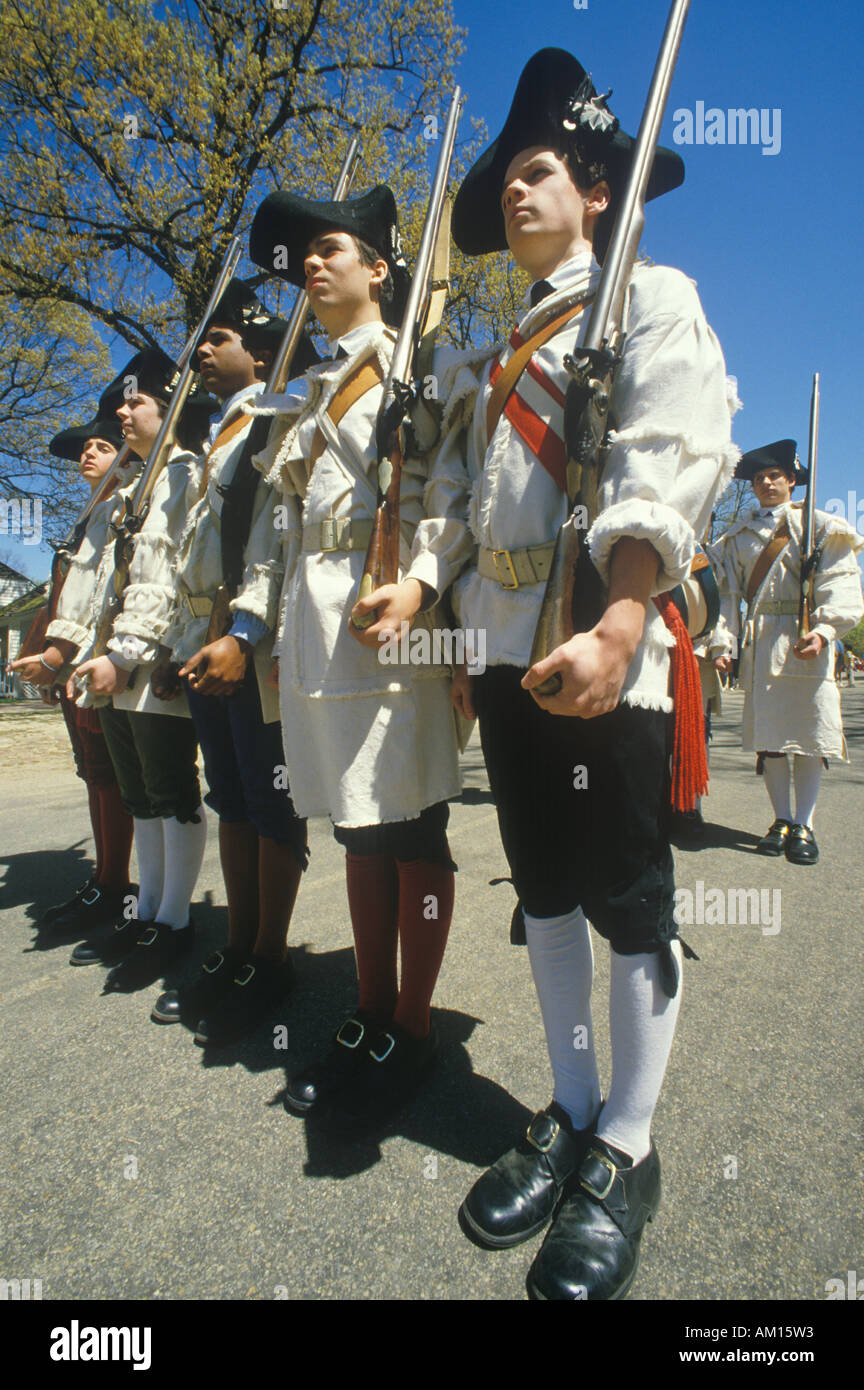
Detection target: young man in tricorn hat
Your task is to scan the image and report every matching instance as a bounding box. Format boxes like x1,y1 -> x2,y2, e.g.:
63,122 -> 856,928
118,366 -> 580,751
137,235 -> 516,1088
10,389 -> 136,932
148,279 -> 311,1046
64,348 -> 215,988
710,440 -> 863,864
442,48 -> 739,1299
245,182 -> 471,1126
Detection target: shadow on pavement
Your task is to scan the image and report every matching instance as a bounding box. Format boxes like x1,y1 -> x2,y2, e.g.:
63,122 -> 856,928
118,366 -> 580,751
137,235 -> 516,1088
183,942 -> 530,1176
296,1014 -> 532,1180
1,844 -> 93,923
673,820 -> 762,854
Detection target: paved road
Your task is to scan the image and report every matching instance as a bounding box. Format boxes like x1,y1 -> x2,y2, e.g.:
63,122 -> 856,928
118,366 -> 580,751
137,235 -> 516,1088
1,689 -> 862,1303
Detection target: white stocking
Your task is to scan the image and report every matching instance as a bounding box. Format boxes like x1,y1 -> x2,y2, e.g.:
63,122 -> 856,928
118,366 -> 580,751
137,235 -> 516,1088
524,907 -> 602,1130
595,942 -> 683,1165
154,810 -> 207,929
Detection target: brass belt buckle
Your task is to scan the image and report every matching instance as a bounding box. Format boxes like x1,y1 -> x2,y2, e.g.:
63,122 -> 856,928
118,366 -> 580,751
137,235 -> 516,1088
492,548 -> 519,589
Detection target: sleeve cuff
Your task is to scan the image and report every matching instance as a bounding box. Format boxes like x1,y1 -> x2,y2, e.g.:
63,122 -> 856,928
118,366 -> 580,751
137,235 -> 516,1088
587,498 -> 696,592
229,611 -> 270,648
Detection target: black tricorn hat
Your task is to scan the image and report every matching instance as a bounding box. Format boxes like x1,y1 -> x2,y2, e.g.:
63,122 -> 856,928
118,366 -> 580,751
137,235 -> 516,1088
453,48 -> 685,264
49,384 -> 127,461
201,276 -> 291,354
736,439 -> 808,486
102,349 -> 219,455
249,184 -> 411,329
103,347 -> 178,406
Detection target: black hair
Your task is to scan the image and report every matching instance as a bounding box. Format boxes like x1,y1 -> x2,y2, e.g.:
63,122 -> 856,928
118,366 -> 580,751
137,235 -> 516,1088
558,132 -> 610,196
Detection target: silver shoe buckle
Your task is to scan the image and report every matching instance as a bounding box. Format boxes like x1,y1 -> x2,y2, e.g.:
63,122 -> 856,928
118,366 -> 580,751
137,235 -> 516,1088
82,887 -> 101,906
336,1018 -> 364,1049
370,1032 -> 395,1063
235,964 -> 255,987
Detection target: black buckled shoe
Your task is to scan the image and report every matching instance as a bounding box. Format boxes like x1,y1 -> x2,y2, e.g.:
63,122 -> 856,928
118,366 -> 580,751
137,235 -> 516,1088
459,1103 -> 592,1250
756,818 -> 792,856
318,1021 -> 438,1130
526,1139 -> 661,1301
104,921 -> 195,993
69,916 -> 146,967
284,1010 -> 377,1114
48,882 -> 129,933
41,878 -> 96,926
150,946 -> 245,1024
195,955 -> 293,1047
785,823 -> 819,865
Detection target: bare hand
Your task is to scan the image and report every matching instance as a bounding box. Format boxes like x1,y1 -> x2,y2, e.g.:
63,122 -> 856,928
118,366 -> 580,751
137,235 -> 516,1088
266,659 -> 280,691
522,626 -> 636,719
714,655 -> 734,674
349,578 -> 429,650
179,635 -> 250,696
451,664 -> 476,719
150,659 -> 183,701
793,632 -> 825,661
68,655 -> 130,700
8,649 -> 63,687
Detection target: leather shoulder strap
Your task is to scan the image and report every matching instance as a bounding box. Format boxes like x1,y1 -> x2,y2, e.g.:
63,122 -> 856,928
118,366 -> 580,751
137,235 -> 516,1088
197,410 -> 251,501
486,299 -> 590,444
307,357 -> 385,473
746,515 -> 791,603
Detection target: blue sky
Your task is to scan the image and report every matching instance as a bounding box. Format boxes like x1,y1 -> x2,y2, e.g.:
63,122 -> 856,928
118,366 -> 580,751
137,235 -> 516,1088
449,0 -> 864,523
7,0 -> 863,580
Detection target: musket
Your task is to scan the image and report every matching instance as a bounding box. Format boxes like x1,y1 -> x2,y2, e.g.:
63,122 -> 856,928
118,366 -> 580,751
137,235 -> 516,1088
529,0 -> 691,695
89,236 -> 242,660
351,86 -> 463,630
797,372 -> 821,642
206,138 -> 362,643
15,442 -> 134,662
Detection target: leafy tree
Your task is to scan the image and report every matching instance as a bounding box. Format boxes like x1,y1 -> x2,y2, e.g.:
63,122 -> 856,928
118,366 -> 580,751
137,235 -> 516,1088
0,0 -> 477,532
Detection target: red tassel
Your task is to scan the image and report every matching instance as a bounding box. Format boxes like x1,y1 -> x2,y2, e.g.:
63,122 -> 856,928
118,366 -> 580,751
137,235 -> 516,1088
654,594 -> 708,813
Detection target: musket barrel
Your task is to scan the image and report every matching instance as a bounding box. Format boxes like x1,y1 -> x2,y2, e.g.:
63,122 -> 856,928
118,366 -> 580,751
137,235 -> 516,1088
584,0 -> 690,352
388,86 -> 462,390
124,236 -> 242,520
805,372 -> 820,557
266,137 -> 361,395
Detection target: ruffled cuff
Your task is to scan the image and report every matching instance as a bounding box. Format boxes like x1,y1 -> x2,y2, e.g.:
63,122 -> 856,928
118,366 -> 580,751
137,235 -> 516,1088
587,499 -> 696,592
107,633 -> 154,669
46,617 -> 91,649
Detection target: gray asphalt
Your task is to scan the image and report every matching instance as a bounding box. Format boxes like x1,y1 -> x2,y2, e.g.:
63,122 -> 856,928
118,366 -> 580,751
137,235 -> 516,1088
1,688 -> 862,1302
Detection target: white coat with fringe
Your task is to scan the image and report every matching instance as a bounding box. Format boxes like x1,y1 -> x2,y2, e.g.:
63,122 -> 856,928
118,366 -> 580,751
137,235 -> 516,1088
251,321 -> 473,827
439,253 -> 741,712
709,502 -> 864,757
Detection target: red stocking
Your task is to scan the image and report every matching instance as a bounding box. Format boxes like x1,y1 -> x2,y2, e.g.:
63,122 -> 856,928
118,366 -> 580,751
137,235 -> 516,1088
392,859 -> 455,1039
345,852 -> 399,1020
